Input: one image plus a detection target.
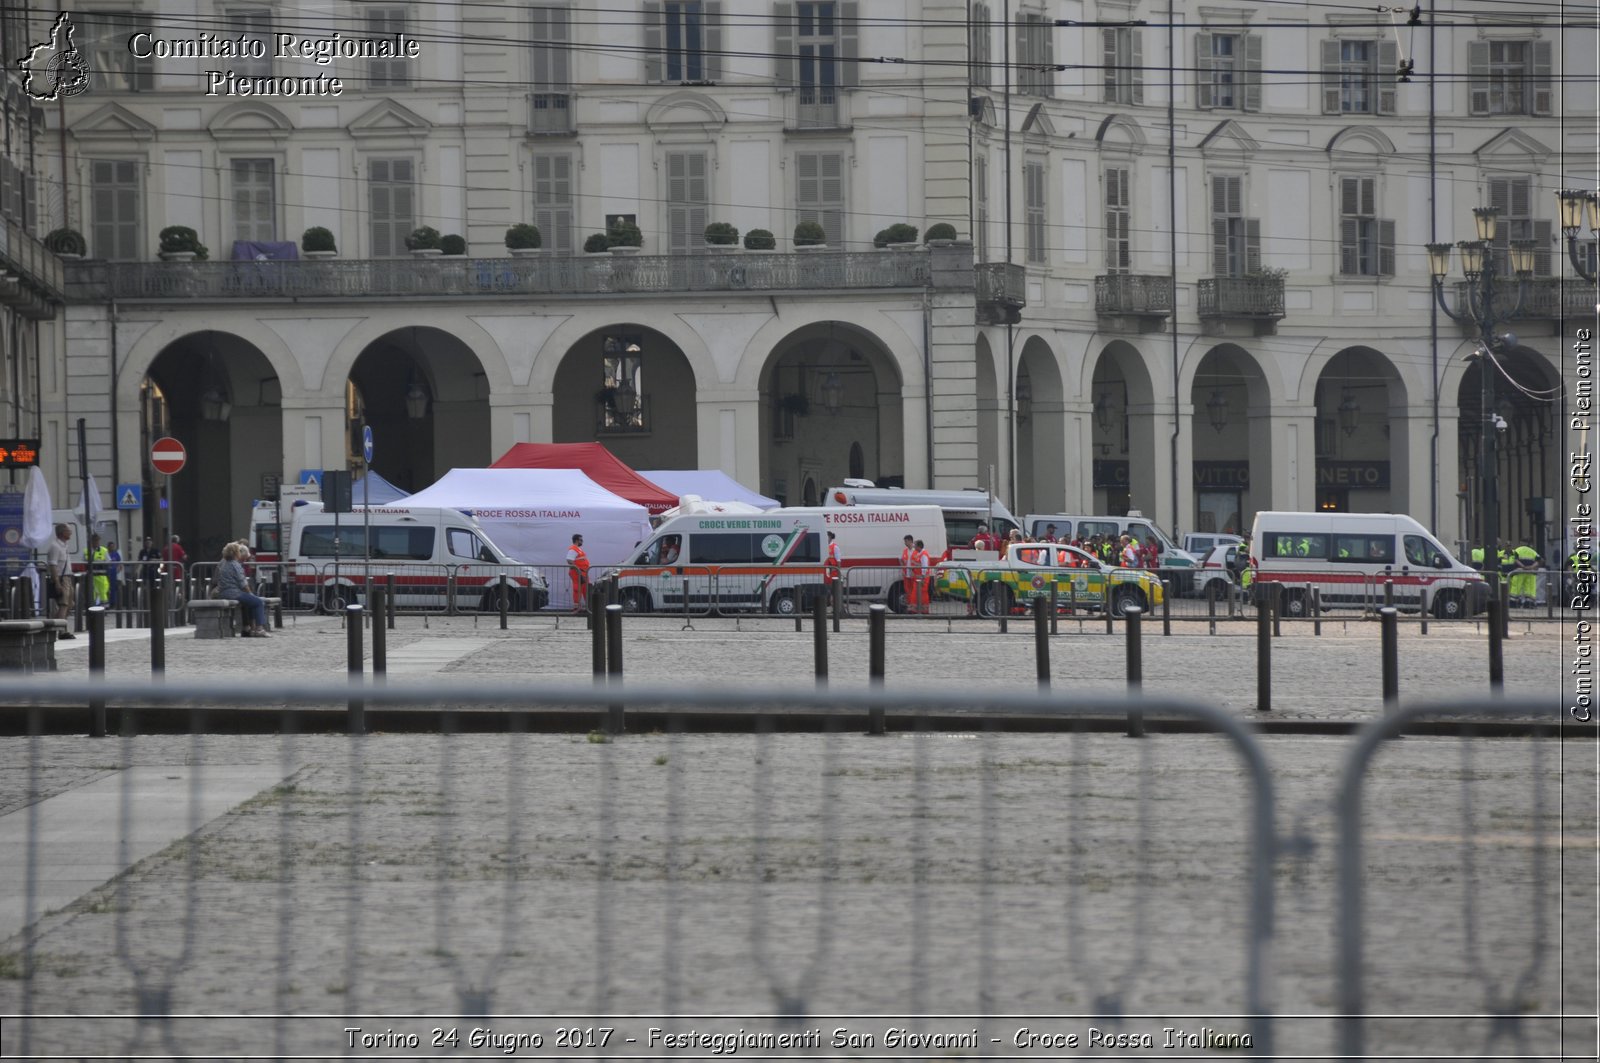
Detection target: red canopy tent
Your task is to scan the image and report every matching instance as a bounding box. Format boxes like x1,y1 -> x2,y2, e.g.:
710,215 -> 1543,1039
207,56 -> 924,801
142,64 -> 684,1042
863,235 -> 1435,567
489,442 -> 678,514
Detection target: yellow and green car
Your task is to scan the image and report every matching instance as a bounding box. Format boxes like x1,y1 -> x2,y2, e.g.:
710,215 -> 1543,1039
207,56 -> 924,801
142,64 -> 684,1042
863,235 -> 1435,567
935,543 -> 1166,617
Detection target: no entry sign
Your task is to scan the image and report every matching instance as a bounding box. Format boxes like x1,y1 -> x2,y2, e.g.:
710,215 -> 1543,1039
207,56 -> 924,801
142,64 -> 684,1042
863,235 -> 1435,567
150,436 -> 187,476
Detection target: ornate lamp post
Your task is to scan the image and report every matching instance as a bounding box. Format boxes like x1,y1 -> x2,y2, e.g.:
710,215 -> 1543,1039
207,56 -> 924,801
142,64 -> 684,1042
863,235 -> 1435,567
1556,189 -> 1599,283
1426,207 -> 1536,564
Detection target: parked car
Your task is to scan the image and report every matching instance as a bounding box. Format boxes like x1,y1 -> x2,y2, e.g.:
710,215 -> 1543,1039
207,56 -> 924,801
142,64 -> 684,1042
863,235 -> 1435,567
934,542 -> 1165,617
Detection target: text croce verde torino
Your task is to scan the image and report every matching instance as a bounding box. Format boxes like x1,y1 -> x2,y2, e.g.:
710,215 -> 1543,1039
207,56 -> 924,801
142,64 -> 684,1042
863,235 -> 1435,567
127,31 -> 420,97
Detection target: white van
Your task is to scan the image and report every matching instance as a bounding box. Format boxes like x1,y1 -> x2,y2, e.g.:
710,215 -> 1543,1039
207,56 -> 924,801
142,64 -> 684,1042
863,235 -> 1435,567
286,503 -> 548,612
1249,511 -> 1486,619
826,486 -> 1020,545
614,505 -> 948,615
1022,513 -> 1199,570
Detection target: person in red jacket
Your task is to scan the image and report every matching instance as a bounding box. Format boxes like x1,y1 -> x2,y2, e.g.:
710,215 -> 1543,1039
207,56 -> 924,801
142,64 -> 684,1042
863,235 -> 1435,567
566,533 -> 590,612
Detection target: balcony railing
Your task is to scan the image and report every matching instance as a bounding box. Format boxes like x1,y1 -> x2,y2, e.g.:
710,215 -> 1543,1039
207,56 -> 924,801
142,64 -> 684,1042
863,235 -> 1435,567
1095,273 -> 1173,316
64,251 -> 938,302
794,90 -> 842,129
974,261 -> 1026,323
528,92 -> 573,134
0,216 -> 65,311
1197,275 -> 1286,319
1452,277 -> 1594,321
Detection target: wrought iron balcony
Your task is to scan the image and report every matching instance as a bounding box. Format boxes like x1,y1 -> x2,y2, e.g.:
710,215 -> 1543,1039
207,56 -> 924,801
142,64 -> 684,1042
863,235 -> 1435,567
1451,277 -> 1594,321
63,250 -> 937,303
527,92 -> 573,135
0,216 -> 65,316
975,261 -> 1026,324
1197,275 -> 1286,320
1095,273 -> 1173,317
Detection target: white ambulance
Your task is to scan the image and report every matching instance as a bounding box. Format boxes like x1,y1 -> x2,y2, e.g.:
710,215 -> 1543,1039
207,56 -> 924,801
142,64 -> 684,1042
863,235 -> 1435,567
1248,511 -> 1486,619
613,505 -> 947,615
825,485 -> 1021,544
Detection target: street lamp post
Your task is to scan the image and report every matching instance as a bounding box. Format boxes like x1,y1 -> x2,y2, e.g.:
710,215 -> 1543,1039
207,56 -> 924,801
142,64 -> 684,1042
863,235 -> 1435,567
1425,207 -> 1536,567
1556,189 -> 1599,283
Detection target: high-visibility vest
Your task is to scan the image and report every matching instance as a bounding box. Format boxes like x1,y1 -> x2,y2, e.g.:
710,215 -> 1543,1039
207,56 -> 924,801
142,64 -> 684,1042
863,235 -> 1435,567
567,545 -> 589,575
914,548 -> 931,575
901,546 -> 916,580
1513,545 -> 1539,567
826,540 -> 841,582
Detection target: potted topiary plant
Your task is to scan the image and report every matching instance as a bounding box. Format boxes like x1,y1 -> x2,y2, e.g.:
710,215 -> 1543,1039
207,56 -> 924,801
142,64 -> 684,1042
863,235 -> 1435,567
606,218 -> 643,254
45,228 -> 87,259
439,233 -> 467,256
704,221 -> 739,249
301,226 -> 337,259
405,225 -> 442,256
158,225 -> 208,261
923,222 -> 958,244
793,220 -> 826,250
874,222 -> 919,249
505,223 -> 542,256
743,228 -> 776,251
584,232 -> 612,254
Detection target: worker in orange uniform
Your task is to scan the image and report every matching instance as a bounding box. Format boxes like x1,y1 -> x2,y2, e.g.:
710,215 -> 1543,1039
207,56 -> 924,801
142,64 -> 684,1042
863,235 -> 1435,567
913,538 -> 933,614
566,532 -> 590,613
900,534 -> 918,613
824,531 -> 842,593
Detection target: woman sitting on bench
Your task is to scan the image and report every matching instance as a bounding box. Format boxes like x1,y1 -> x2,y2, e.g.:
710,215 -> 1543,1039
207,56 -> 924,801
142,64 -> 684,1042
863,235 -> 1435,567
218,541 -> 271,638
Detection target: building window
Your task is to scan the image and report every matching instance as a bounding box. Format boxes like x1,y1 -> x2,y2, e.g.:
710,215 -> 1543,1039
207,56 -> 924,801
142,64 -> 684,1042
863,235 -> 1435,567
1102,27 -> 1143,104
231,158 -> 276,243
532,154 -> 573,253
90,159 -> 141,261
1468,39 -> 1552,116
1105,167 -> 1131,273
645,1 -> 722,83
1196,30 -> 1261,110
974,154 -> 989,263
600,335 -> 646,433
1024,158 -> 1046,264
1320,39 -> 1397,114
1016,12 -> 1053,97
1210,174 -> 1258,276
795,1 -> 839,124
665,150 -> 708,254
970,2 -> 991,88
365,8 -> 412,86
1487,176 -> 1552,276
1337,176 -> 1394,276
228,8 -> 272,78
529,5 -> 572,132
795,150 -> 844,247
367,158 -> 415,257
81,13 -> 155,91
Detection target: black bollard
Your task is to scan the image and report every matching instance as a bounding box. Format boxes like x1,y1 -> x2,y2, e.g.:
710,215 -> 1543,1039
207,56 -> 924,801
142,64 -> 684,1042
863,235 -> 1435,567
1256,592 -> 1272,712
1487,593 -> 1504,690
371,584 -> 387,679
812,591 -> 828,685
1125,607 -> 1144,738
1380,607 -> 1399,708
1312,587 -> 1322,637
386,571 -> 396,630
498,573 -> 509,630
605,603 -> 625,734
1161,580 -> 1171,636
1104,590 -> 1114,635
1049,584 -> 1059,635
591,586 -> 607,679
1384,579 -> 1395,611
682,577 -> 693,631
1033,595 -> 1049,688
150,573 -> 166,675
88,607 -> 106,738
1498,576 -> 1510,640
346,602 -> 365,735
868,604 -> 886,734
831,579 -> 842,634
1207,581 -> 1218,636
1271,583 -> 1281,638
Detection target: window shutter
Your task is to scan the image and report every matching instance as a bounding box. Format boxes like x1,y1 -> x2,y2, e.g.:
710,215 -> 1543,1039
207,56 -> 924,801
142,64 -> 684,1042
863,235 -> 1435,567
1320,39 -> 1342,113
1340,217 -> 1358,274
702,2 -> 722,81
1467,40 -> 1489,114
1018,19 -> 1030,94
1376,40 -> 1397,114
1041,18 -> 1055,97
820,152 -> 843,245
1196,32 -> 1214,108
1242,32 -> 1262,111
1211,218 -> 1229,274
773,1 -> 795,89
1377,219 -> 1395,275
1130,30 -> 1143,103
1360,177 -> 1376,216
667,152 -> 689,251
839,2 -> 859,88
1103,28 -> 1118,101
643,1 -> 663,83
1532,218 -> 1552,275
1531,39 -> 1552,115
1244,218 -> 1261,274
1339,176 -> 1358,216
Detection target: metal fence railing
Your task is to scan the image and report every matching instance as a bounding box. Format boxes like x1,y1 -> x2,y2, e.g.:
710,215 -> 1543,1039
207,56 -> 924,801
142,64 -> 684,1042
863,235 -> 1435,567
0,675 -> 1570,1058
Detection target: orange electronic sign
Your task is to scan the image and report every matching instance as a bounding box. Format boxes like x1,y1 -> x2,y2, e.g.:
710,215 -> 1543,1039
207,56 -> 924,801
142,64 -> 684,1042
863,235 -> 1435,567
0,438 -> 40,468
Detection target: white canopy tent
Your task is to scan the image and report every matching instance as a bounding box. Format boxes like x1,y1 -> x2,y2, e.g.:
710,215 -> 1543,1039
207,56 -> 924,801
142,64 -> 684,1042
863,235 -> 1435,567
641,470 -> 780,510
385,468 -> 651,609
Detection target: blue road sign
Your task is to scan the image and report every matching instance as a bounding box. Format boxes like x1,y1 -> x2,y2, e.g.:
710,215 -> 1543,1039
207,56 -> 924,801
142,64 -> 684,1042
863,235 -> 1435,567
115,483 -> 143,510
361,425 -> 374,464
298,469 -> 321,487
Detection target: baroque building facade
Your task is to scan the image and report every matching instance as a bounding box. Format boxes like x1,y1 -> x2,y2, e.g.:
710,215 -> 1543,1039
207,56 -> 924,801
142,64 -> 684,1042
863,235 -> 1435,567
21,0 -> 1595,560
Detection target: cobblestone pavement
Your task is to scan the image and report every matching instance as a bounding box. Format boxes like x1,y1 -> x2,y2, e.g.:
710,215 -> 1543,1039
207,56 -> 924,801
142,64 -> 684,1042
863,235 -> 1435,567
0,616 -> 1591,1060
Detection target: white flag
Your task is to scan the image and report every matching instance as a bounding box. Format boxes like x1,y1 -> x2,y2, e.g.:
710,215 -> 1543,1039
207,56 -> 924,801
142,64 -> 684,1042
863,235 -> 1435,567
21,465 -> 52,548
82,474 -> 104,522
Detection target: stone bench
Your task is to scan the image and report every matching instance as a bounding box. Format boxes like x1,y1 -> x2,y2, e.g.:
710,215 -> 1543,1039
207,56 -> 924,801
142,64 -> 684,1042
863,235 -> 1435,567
188,598 -> 284,638
0,620 -> 47,672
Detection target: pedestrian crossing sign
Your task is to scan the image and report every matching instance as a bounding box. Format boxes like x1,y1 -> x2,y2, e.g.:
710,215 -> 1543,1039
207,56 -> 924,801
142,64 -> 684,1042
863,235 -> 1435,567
115,483 -> 142,510
298,469 -> 321,487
